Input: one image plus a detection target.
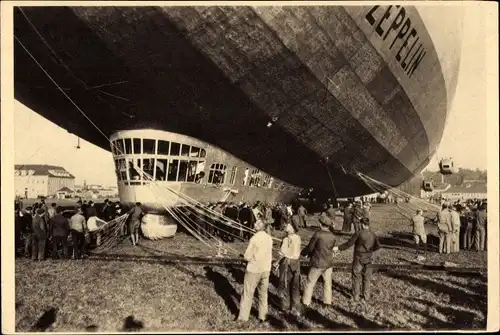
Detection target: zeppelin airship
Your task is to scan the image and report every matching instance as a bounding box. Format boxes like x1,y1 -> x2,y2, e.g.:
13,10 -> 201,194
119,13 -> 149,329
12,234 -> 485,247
14,5 -> 463,221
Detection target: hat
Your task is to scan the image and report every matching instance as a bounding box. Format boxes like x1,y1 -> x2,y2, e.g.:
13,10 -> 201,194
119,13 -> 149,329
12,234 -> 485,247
36,208 -> 44,215
361,217 -> 370,225
318,215 -> 331,227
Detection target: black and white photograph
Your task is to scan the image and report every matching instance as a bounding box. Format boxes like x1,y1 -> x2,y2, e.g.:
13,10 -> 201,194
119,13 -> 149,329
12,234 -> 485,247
1,1 -> 498,333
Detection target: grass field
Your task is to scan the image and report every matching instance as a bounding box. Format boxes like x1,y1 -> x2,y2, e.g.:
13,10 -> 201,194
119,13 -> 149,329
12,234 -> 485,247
14,204 -> 488,332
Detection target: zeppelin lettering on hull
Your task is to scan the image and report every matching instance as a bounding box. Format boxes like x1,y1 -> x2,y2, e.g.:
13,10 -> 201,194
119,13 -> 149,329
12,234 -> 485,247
365,5 -> 427,78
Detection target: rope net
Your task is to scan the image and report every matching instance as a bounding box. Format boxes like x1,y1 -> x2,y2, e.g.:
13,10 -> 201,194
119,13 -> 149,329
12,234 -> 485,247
134,165 -> 285,257
88,213 -> 130,252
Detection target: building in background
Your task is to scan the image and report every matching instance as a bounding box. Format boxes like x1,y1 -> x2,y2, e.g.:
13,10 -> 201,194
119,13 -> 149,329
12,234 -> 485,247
14,164 -> 75,198
441,181 -> 487,201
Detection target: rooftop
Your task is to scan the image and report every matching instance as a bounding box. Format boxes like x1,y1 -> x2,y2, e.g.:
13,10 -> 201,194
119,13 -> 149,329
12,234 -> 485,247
14,164 -> 75,179
442,182 -> 487,194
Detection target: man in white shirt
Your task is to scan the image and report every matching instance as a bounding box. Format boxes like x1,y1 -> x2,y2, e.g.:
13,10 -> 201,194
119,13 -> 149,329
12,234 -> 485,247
436,204 -> 452,254
70,207 -> 88,259
411,209 -> 427,254
237,219 -> 273,323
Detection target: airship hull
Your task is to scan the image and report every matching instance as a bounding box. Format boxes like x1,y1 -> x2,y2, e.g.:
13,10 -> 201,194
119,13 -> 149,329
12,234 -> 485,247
13,5 -> 462,197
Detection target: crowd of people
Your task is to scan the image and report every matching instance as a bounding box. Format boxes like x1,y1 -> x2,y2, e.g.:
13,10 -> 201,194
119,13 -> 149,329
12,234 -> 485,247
14,197 -> 127,260
235,208 -> 381,323
14,194 -> 488,324
411,199 -> 488,255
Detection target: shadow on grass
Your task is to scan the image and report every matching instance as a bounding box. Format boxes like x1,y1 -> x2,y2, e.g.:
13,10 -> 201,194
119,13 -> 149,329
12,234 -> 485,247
301,307 -> 351,330
335,305 -> 387,330
331,278 -> 351,299
31,307 -> 57,332
383,271 -> 486,310
402,297 -> 485,330
204,266 -> 240,316
379,231 -> 439,253
123,315 -> 144,331
224,266 -> 373,330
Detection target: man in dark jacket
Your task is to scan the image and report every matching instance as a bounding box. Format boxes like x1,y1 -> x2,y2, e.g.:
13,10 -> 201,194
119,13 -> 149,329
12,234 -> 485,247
301,218 -> 337,307
49,206 -> 70,259
352,201 -> 364,233
85,201 -> 98,219
342,203 -> 353,232
333,218 -> 381,302
238,204 -> 254,240
474,203 -> 487,251
32,208 -> 48,261
21,207 -> 33,257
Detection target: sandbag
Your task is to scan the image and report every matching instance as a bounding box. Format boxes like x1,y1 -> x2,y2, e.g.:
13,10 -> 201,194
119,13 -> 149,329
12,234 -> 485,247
141,214 -> 177,240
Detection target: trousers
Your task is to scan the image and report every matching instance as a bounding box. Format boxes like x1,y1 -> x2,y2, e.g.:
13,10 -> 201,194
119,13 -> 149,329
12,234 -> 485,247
463,227 -> 474,249
342,220 -> 351,232
299,215 -> 307,228
352,257 -> 373,299
237,271 -> 270,321
475,226 -> 486,251
277,258 -> 301,312
71,230 -> 87,259
302,267 -> 332,306
438,230 -> 451,253
51,235 -> 69,259
31,234 -> 46,260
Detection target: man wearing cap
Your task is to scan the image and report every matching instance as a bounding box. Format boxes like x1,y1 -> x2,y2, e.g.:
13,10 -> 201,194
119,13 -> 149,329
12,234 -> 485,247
436,204 -> 452,254
70,207 -> 88,259
411,209 -> 427,254
474,203 -> 487,251
297,204 -> 308,228
333,218 -> 381,302
342,203 -> 353,233
31,208 -> 48,261
274,219 -> 302,316
128,202 -> 144,246
237,219 -> 274,323
352,201 -> 364,233
49,206 -> 70,259
449,205 -> 461,253
301,215 -> 337,307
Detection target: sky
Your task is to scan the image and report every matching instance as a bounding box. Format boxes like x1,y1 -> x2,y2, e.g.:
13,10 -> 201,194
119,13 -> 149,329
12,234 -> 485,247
13,4 -> 489,187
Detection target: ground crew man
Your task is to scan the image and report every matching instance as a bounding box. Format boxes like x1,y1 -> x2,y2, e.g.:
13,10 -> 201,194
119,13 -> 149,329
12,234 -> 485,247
128,202 -> 143,246
297,204 -> 307,228
237,219 -> 273,323
342,203 -> 353,232
436,204 -> 452,254
474,203 -> 487,251
449,205 -> 461,252
301,217 -> 337,307
22,206 -> 33,257
333,218 -> 381,302
32,208 -> 48,261
463,208 -> 474,250
70,207 -> 88,259
411,209 -> 427,254
273,220 -> 301,316
49,206 -> 70,259
352,201 -> 364,233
